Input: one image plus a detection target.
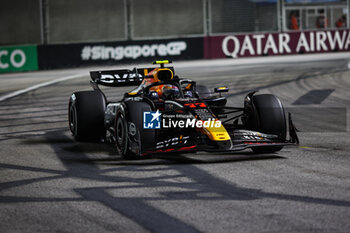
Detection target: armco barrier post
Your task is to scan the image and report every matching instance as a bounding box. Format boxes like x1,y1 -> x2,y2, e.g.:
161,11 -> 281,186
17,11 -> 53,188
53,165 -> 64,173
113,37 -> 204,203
0,45 -> 38,73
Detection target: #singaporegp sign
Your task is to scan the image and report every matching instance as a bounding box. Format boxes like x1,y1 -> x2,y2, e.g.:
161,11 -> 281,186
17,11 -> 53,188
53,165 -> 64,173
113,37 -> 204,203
221,30 -> 350,58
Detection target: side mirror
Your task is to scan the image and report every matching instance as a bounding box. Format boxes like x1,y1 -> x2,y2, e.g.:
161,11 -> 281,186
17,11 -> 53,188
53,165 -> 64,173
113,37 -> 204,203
214,86 -> 229,94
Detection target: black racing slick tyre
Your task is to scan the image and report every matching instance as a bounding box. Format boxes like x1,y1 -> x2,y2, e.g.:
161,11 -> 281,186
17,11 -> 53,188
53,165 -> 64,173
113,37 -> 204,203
251,94 -> 286,153
68,91 -> 106,142
115,110 -> 131,158
115,101 -> 155,159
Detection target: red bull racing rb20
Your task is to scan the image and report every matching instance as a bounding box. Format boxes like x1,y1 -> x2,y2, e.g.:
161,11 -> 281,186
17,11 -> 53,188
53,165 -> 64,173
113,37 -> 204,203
68,60 -> 299,159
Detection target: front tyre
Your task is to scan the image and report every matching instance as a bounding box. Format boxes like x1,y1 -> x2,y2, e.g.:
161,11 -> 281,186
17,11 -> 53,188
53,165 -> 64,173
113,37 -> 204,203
115,110 -> 135,159
115,101 -> 155,159
250,94 -> 286,153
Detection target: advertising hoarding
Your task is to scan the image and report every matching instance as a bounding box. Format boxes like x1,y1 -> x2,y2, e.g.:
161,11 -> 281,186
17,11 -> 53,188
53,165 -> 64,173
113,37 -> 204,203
0,45 -> 38,73
205,29 -> 350,59
38,38 -> 204,69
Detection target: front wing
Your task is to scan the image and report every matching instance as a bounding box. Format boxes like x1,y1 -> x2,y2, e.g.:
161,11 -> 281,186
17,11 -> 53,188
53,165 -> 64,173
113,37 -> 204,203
141,113 -> 299,155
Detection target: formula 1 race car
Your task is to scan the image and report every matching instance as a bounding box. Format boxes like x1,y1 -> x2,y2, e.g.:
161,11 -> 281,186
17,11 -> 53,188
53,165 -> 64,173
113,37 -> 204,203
68,60 -> 298,159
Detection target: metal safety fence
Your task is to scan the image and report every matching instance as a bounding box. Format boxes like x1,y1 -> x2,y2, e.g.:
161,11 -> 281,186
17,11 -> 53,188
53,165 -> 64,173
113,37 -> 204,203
0,0 -> 349,46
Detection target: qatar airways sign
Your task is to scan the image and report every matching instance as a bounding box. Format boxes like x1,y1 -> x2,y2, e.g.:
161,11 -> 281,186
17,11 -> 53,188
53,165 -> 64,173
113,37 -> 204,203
204,30 -> 350,59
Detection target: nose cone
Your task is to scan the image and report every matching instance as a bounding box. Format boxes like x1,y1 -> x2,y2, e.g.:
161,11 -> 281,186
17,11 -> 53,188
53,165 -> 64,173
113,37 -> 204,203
199,119 -> 232,150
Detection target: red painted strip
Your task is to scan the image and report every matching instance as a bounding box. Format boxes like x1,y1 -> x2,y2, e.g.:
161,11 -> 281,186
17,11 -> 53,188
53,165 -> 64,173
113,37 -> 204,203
178,145 -> 196,151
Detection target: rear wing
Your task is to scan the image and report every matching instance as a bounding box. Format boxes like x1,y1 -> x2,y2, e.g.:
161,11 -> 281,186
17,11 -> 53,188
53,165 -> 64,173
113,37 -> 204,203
90,68 -> 149,87
90,67 -> 174,87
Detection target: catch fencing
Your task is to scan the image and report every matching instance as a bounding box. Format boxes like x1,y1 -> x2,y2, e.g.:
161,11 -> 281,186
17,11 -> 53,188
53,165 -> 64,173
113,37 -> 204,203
5,0 -> 347,45
1,0 -> 350,72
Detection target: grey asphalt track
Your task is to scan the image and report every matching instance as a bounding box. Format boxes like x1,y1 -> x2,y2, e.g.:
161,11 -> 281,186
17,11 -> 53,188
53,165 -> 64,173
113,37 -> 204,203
0,55 -> 349,233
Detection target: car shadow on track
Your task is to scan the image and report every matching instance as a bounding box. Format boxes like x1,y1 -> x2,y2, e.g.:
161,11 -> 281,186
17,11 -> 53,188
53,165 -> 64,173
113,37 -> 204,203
60,153 -> 285,166
2,129 -> 350,233
21,129 -> 286,166
61,142 -> 286,166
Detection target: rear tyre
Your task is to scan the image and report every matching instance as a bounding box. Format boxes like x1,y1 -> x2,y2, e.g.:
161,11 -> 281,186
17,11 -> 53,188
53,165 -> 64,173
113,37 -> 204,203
68,91 -> 106,142
250,94 -> 286,153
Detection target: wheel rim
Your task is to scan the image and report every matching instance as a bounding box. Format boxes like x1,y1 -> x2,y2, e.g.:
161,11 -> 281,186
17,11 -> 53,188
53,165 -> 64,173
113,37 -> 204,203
116,118 -> 124,146
115,114 -> 127,154
69,105 -> 77,135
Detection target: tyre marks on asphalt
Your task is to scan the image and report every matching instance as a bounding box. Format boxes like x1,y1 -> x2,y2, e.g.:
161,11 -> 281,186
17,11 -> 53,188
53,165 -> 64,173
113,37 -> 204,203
0,76 -> 126,142
285,107 -> 347,133
293,89 -> 335,105
3,129 -> 341,232
1,61 -> 350,232
0,80 -> 80,141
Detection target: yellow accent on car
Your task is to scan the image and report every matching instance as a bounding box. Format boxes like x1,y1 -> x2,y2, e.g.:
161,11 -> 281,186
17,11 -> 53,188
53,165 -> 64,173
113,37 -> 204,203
153,68 -> 174,81
153,60 -> 171,64
200,120 -> 231,141
128,92 -> 137,95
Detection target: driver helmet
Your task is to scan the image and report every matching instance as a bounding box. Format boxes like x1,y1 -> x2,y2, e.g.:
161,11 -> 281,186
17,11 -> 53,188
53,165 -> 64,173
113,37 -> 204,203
162,84 -> 180,99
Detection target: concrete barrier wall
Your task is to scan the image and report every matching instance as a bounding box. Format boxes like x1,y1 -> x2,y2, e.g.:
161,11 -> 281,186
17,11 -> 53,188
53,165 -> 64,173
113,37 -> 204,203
2,29 -> 350,73
48,0 -> 126,43
211,0 -> 256,33
132,0 -> 204,38
210,0 -> 278,33
0,0 -> 41,45
2,0 -> 349,47
0,0 -> 279,46
1,0 -> 350,73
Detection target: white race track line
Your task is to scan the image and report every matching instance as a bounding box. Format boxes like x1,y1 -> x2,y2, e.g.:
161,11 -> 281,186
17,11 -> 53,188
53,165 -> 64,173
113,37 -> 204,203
1,52 -> 350,103
0,73 -> 84,102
